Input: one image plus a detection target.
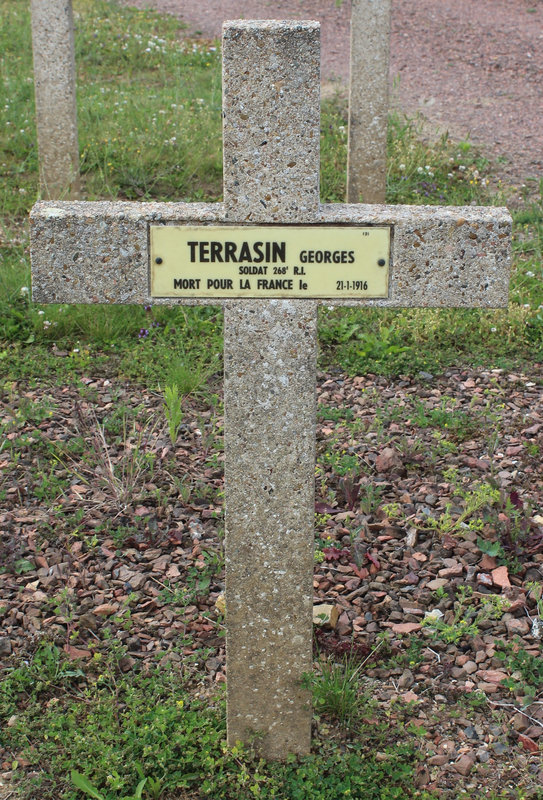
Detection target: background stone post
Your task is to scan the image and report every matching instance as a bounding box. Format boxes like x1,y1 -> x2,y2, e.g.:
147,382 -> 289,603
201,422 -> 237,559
347,0 -> 391,203
30,0 -> 80,199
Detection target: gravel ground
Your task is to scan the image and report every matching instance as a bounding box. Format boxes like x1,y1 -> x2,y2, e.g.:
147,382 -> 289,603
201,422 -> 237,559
122,0 -> 543,193
1,364 -> 542,796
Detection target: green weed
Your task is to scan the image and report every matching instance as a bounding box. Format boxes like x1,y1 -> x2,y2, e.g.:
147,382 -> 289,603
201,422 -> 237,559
302,654 -> 377,730
496,641 -> 543,704
422,586 -> 510,645
1,651 -> 434,800
162,383 -> 183,444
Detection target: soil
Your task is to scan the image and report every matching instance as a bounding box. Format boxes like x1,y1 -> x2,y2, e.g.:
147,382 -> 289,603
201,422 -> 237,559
123,0 -> 543,193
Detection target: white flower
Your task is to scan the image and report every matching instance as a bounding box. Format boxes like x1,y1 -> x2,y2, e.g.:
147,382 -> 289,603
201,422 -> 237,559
447,173 -> 454,178
491,327 -> 497,332
416,166 -> 424,174
37,309 -> 44,315
20,286 -> 29,295
399,163 -> 406,171
525,271 -> 535,277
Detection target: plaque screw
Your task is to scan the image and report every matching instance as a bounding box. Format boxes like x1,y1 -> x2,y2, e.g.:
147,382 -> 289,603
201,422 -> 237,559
155,257 -> 163,265
377,258 -> 386,267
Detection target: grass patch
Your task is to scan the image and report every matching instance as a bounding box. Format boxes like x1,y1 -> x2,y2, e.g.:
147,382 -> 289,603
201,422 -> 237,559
1,0 -> 542,385
1,644 -> 432,800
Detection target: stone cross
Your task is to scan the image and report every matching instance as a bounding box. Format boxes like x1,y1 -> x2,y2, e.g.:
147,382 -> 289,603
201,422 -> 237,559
347,0 -> 391,203
30,0 -> 80,199
30,21 -> 511,761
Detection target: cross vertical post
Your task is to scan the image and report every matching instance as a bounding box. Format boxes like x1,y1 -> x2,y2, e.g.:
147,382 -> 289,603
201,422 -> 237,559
347,0 -> 391,203
222,22 -> 320,758
30,0 -> 80,199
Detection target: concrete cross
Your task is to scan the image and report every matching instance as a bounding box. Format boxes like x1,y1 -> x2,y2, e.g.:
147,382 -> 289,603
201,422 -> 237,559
30,20 -> 511,760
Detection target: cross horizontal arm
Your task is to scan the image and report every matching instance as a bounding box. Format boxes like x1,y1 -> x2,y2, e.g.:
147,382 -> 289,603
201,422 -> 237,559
30,200 -> 511,308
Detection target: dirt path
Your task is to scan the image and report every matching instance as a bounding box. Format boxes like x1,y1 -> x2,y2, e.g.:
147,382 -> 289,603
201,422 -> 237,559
124,0 -> 543,192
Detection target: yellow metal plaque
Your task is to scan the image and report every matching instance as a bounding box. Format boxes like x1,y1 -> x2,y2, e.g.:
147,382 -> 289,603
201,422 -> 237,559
150,225 -> 390,299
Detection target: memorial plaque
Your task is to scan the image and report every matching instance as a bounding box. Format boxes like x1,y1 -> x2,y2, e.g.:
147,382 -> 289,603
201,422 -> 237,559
150,225 -> 391,298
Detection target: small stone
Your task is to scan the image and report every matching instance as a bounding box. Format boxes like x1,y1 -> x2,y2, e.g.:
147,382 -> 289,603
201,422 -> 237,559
479,554 -> 497,570
375,447 -> 403,473
489,723 -> 503,736
502,587 -> 526,613
477,573 -> 493,587
491,742 -> 508,755
523,725 -> 543,740
63,644 -> 92,660
451,667 -> 465,679
391,622 -> 422,634
476,748 -> 490,763
476,669 -> 508,683
152,555 -> 171,573
398,669 -> 414,689
400,690 -> 419,703
512,712 -> 530,732
427,578 -> 448,591
78,613 -> 99,632
406,528 -> 418,548
215,594 -> 226,615
518,734 -> 539,753
313,604 -> 339,629
454,754 -> 475,776
464,725 -> 479,740
336,611 -> 351,635
505,617 -> 531,636
491,566 -> 511,590
166,565 -> 180,580
463,660 -> 477,675
428,754 -> 448,766
0,638 -> 12,656
127,572 -> 147,590
478,682 -> 499,694
438,562 -> 463,578
93,603 -> 118,617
